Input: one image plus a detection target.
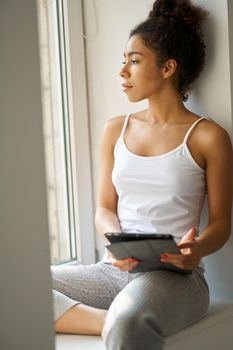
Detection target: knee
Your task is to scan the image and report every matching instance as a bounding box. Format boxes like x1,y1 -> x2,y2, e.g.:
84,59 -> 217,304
103,310 -> 140,340
103,309 -> 164,350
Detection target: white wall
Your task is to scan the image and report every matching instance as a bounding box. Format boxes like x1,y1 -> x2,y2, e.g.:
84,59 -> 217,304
83,0 -> 233,300
0,1 -> 54,349
83,0 -> 154,257
187,0 -> 232,132
187,0 -> 233,300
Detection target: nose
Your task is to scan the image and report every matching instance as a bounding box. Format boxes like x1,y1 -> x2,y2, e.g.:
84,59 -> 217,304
118,64 -> 129,78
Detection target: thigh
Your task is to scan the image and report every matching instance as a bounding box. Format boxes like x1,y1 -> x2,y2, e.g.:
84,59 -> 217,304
106,268 -> 210,336
51,261 -> 131,310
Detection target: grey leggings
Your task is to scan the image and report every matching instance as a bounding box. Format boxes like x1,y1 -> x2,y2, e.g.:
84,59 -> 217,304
51,261 -> 209,350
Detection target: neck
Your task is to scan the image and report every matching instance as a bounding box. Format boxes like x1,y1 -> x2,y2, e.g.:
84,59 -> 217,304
146,90 -> 188,125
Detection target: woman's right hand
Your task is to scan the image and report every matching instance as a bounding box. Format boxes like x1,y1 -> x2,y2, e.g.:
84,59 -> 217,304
108,252 -> 140,272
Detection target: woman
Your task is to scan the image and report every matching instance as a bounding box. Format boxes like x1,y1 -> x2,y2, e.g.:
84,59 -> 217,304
52,1 -> 232,349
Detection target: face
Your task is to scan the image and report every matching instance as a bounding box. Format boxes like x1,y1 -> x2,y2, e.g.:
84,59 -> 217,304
119,35 -> 166,102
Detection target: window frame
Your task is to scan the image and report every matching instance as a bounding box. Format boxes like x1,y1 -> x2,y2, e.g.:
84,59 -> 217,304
58,0 -> 96,265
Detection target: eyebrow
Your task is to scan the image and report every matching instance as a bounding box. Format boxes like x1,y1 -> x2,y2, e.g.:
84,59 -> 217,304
123,51 -> 144,57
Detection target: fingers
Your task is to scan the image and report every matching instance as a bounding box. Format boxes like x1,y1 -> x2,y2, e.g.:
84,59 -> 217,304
107,251 -> 140,271
160,252 -> 200,270
111,257 -> 140,271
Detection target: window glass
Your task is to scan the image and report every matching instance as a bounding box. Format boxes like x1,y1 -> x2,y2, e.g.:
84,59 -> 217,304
37,0 -> 77,264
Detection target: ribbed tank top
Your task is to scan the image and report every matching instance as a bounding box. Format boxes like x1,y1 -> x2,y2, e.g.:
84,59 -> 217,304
112,114 -> 207,241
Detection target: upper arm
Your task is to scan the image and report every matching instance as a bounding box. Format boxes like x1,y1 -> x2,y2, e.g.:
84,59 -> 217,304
96,116 -> 124,212
204,125 -> 233,226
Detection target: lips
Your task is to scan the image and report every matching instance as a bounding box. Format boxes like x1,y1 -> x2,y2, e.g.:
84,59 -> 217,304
122,83 -> 133,91
122,83 -> 133,88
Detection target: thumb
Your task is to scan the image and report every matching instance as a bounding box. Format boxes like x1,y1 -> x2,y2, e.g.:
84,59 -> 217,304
187,227 -> 197,240
180,227 -> 197,244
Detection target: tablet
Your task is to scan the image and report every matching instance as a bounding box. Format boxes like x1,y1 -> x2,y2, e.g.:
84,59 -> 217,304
104,232 -> 192,274
104,232 -> 173,243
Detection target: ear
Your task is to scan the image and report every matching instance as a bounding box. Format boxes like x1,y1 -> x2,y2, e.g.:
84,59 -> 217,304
162,59 -> 177,79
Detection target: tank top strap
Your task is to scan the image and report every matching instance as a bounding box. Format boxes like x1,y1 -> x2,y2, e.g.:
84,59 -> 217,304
119,113 -> 131,139
183,117 -> 206,144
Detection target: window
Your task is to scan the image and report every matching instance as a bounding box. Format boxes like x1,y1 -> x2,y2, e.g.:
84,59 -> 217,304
37,0 -> 96,265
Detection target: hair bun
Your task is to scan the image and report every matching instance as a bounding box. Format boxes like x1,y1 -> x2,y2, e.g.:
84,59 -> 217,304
149,0 -> 207,33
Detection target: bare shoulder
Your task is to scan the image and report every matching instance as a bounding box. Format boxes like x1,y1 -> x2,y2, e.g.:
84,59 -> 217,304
102,115 -> 127,146
196,118 -> 232,158
198,118 -> 231,145
104,115 -> 126,130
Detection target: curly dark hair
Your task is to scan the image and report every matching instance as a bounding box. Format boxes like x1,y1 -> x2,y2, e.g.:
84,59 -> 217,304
130,0 -> 208,101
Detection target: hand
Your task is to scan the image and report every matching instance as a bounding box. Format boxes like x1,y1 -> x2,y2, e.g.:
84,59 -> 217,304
160,227 -> 202,271
107,252 -> 140,272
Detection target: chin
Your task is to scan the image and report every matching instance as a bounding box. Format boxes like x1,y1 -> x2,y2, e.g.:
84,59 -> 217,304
126,95 -> 145,103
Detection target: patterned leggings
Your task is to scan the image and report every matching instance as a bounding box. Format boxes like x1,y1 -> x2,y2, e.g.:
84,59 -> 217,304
51,261 -> 209,350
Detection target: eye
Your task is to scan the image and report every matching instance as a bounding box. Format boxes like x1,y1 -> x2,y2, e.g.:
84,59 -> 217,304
121,58 -> 139,65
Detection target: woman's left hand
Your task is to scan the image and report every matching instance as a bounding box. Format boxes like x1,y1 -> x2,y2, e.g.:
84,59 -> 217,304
160,227 -> 203,271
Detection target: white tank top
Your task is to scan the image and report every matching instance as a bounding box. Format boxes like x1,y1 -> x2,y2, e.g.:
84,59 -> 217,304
112,114 -> 208,241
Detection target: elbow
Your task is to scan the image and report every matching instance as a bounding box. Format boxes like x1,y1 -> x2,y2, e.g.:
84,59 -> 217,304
225,225 -> 232,243
220,220 -> 232,247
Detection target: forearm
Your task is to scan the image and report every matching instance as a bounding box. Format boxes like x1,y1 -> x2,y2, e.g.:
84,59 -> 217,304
95,207 -> 121,243
197,219 -> 231,257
